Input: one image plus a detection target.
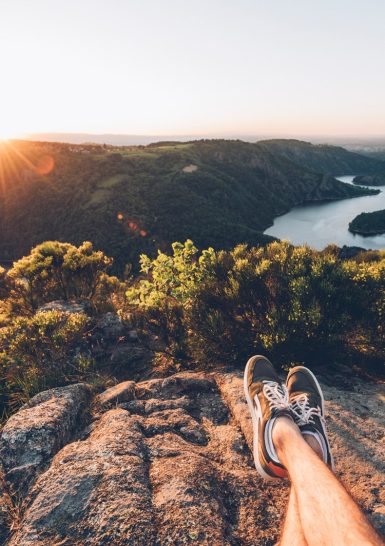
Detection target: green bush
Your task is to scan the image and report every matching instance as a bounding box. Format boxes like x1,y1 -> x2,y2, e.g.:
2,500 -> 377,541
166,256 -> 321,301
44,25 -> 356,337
5,241 -> 114,314
0,310 -> 93,409
126,240 -> 215,357
127,240 -> 385,366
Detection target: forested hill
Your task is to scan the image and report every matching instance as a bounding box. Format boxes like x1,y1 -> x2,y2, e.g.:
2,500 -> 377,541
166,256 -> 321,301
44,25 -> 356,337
258,139 -> 385,175
0,139 -> 379,273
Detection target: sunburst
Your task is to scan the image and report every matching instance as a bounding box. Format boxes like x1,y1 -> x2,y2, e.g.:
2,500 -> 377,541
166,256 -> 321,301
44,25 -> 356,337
0,140 -> 55,196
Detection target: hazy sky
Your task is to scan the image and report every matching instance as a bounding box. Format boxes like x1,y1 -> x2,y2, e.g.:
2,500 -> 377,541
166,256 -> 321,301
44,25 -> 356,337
1,0 -> 385,138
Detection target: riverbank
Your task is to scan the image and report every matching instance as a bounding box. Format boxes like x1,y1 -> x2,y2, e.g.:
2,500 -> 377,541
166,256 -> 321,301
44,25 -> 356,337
265,176 -> 385,250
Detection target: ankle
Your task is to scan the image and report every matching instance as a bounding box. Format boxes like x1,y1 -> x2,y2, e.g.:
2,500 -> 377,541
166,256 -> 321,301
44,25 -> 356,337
272,415 -> 301,461
302,432 -> 325,461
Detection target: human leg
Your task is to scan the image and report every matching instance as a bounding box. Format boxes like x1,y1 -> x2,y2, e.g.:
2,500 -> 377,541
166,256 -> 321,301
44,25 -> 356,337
244,356 -> 384,546
278,487 -> 308,546
273,416 -> 384,546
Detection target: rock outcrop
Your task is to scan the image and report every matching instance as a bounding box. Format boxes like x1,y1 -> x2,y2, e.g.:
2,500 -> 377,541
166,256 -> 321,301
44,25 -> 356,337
0,371 -> 384,545
0,384 -> 92,494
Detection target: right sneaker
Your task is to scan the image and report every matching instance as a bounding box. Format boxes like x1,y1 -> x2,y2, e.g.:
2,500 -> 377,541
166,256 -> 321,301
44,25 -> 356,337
244,355 -> 292,480
286,366 -> 334,469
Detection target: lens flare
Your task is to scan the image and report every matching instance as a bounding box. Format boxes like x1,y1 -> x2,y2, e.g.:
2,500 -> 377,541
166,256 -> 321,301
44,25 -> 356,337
34,155 -> 55,175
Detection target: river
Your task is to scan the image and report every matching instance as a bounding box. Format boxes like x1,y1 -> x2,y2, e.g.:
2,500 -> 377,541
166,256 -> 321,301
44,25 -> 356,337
264,176 -> 385,250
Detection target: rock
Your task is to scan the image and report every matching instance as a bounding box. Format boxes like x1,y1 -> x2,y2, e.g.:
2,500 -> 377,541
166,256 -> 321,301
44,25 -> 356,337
120,396 -> 191,415
338,245 -> 367,260
37,300 -> 88,314
109,344 -> 147,364
215,372 -> 254,450
97,381 -> 136,406
9,409 -> 155,546
3,370 -> 385,544
0,384 -> 92,493
135,372 -> 217,400
96,312 -> 125,339
182,164 -> 198,173
371,506 -> 385,536
0,488 -> 10,544
128,329 -> 138,342
150,453 -> 231,545
143,408 -> 208,445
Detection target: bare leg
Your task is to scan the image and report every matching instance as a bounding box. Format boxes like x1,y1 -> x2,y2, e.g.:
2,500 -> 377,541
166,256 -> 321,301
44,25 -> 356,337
273,416 -> 384,546
279,431 -> 328,546
279,434 -> 323,546
278,487 -> 308,546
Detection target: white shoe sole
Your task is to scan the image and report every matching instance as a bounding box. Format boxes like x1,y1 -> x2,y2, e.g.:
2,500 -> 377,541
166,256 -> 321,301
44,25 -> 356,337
286,366 -> 335,471
243,355 -> 279,481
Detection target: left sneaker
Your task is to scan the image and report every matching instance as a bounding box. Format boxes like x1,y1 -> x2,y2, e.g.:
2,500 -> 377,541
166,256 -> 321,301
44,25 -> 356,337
244,355 -> 292,480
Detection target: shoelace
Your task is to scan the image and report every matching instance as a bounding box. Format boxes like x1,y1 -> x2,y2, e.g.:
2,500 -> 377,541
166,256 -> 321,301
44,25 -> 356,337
290,393 -> 323,426
262,380 -> 290,412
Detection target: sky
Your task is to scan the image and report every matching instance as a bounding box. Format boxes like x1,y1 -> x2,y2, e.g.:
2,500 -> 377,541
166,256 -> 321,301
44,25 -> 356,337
1,0 -> 385,139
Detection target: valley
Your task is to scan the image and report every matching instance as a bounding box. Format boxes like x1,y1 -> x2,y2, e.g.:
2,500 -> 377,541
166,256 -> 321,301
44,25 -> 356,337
0,139 -> 382,273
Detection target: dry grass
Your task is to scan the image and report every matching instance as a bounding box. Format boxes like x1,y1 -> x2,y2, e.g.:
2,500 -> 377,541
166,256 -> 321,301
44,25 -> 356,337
0,469 -> 26,536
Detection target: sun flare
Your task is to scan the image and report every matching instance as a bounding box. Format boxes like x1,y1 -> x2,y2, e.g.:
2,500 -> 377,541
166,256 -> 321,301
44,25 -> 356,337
0,128 -> 16,141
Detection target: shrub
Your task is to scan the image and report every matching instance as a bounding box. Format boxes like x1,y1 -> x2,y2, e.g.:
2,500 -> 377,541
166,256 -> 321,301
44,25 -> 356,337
126,240 -> 215,357
127,240 -> 385,367
0,310 -> 93,409
5,241 -> 114,314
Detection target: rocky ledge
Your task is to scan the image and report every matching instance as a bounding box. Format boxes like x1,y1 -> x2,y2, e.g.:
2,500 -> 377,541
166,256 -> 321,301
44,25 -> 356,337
0,371 -> 384,545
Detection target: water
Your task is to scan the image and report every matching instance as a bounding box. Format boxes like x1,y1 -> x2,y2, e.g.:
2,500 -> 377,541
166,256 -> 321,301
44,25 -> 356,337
264,176 -> 385,250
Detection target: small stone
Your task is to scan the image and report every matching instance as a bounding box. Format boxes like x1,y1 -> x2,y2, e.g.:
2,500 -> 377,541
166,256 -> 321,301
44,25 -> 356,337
128,329 -> 139,341
37,300 -> 88,314
98,381 -> 136,406
97,312 -> 125,338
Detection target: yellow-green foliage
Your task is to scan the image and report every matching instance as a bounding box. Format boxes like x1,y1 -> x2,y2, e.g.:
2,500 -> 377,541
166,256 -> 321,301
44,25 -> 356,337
0,311 -> 92,408
5,241 -> 113,314
127,240 -> 385,365
126,240 -> 216,356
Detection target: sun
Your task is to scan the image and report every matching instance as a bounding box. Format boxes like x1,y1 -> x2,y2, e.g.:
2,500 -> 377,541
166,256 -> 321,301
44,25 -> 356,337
0,124 -> 23,141
0,130 -> 13,142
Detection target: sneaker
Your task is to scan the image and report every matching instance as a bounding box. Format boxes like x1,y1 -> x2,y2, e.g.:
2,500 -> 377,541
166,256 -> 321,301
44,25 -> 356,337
244,355 -> 292,480
286,366 -> 334,469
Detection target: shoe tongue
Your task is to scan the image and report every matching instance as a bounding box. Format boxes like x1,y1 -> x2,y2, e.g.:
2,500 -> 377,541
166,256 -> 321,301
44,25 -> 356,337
291,387 -> 317,399
299,423 -> 317,433
271,407 -> 291,419
290,390 -> 320,412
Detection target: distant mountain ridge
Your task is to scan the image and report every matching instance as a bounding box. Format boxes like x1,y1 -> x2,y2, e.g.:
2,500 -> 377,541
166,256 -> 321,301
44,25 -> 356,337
257,139 -> 385,175
0,138 -> 379,272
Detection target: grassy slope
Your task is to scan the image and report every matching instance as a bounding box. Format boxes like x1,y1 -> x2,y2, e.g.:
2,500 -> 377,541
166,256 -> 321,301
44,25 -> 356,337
0,139 -> 379,272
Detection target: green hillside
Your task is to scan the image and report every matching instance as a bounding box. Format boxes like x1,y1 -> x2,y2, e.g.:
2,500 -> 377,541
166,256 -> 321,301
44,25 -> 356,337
349,209 -> 385,235
258,139 -> 385,175
353,174 -> 385,186
0,139 -> 378,273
